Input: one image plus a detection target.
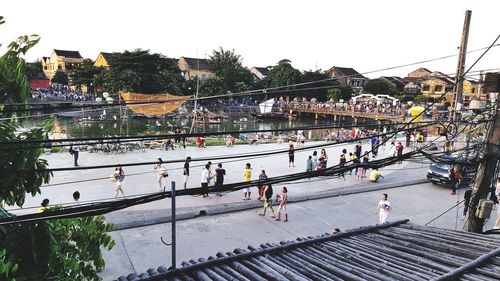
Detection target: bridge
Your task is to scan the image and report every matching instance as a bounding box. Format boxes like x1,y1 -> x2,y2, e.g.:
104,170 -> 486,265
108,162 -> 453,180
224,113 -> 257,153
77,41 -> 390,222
288,107 -> 408,124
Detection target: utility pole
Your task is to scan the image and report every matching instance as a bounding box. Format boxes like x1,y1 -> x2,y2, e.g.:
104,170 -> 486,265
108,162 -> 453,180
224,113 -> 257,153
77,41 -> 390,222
464,98 -> 500,233
450,10 -> 472,122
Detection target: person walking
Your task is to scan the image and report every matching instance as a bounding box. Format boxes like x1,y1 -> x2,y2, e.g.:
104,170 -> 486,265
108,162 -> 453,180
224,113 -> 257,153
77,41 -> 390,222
450,164 -> 462,196
320,148 -> 328,169
374,193 -> 391,224
183,157 -> 191,189
306,155 -> 313,172
70,145 -> 79,166
354,141 -> 362,161
462,189 -> 472,219
154,158 -> 168,191
396,142 -> 404,164
288,144 -> 295,167
200,164 -> 211,198
214,163 -> 226,196
339,153 -> 347,179
114,165 -> 126,198
242,163 -> 252,200
257,170 -> 268,201
275,186 -> 288,222
388,142 -> 396,158
312,151 -> 318,170
259,184 -> 275,218
358,154 -> 369,180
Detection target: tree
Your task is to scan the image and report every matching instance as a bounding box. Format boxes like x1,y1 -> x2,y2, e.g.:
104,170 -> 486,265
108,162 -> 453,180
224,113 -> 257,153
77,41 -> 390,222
103,49 -> 184,95
51,70 -> 68,85
69,59 -> 103,93
300,70 -> 339,100
363,78 -> 398,96
264,59 -> 302,89
208,47 -> 254,93
26,61 -> 44,80
327,88 -> 342,101
0,16 -> 114,281
198,77 -> 226,97
339,85 -> 355,101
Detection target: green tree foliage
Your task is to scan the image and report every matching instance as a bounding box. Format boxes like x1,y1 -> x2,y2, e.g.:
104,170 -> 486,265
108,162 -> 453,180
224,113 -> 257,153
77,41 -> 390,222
25,61 -> 44,80
51,70 -> 69,85
198,77 -> 226,97
264,59 -> 302,89
0,16 -> 114,281
69,59 -> 103,93
300,70 -> 339,100
363,78 -> 398,96
103,49 -> 184,95
208,47 -> 253,93
339,85 -> 355,101
327,88 -> 342,101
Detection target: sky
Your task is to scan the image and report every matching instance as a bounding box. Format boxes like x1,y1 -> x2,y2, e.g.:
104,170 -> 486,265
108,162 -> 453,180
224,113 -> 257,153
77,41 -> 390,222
1,0 -> 499,79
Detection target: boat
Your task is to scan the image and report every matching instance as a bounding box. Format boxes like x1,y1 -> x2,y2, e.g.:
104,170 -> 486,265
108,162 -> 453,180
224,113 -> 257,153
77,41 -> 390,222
120,92 -> 191,117
251,99 -> 287,120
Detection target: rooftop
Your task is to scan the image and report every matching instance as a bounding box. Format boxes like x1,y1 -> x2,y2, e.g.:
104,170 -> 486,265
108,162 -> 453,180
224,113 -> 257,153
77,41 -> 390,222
116,220 -> 500,281
330,66 -> 366,79
181,57 -> 213,70
252,67 -> 270,76
53,49 -> 83,59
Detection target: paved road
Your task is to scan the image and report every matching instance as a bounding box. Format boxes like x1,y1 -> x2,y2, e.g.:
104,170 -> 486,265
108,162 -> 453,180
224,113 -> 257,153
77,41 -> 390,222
100,181 -> 499,280
8,140 -> 414,214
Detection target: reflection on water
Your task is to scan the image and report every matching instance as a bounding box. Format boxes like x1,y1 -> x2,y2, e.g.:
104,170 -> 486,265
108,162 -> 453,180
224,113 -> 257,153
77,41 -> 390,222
26,114 -> 369,139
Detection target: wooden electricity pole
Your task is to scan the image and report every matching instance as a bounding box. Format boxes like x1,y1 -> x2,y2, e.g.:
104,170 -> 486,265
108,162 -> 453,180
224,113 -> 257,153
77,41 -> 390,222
450,10 -> 472,121
464,99 -> 500,233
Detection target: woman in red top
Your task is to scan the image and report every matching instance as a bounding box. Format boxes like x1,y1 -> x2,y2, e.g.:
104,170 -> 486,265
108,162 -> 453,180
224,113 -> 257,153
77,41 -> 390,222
450,165 -> 462,196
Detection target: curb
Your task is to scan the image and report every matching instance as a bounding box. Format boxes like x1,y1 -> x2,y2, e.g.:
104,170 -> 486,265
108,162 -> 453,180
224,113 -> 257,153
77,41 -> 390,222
107,178 -> 429,231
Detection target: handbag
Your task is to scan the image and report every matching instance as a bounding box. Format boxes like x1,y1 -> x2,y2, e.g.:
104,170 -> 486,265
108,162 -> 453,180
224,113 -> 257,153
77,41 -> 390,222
110,174 -> 117,183
157,168 -> 167,176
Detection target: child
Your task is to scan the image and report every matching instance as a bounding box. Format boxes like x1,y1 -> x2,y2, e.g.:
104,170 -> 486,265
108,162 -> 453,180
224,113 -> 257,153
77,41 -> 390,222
242,163 -> 252,200
259,184 -> 275,218
276,186 -> 288,222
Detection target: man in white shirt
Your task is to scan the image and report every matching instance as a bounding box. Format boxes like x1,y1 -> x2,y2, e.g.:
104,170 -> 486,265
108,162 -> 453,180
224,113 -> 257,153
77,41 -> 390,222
200,164 -> 211,198
71,145 -> 79,166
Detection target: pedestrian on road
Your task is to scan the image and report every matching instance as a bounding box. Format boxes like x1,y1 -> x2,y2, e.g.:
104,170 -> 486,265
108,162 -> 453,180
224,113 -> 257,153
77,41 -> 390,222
450,164 -> 462,196
388,142 -> 396,158
358,154 -> 369,180
183,157 -> 191,189
339,153 -> 347,179
374,193 -> 391,224
242,163 -> 252,200
275,186 -> 288,222
200,164 -> 211,198
259,184 -> 275,218
396,142 -> 404,164
354,142 -> 362,161
214,163 -> 226,196
320,148 -> 328,169
69,145 -> 79,166
306,155 -> 313,172
114,165 -> 126,198
312,151 -> 318,170
154,158 -> 168,191
369,168 -> 383,183
257,170 -> 268,201
462,189 -> 472,219
288,144 -> 295,167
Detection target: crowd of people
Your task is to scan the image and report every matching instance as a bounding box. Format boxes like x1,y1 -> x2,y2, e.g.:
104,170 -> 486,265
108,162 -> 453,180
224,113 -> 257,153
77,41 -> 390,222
31,83 -> 97,102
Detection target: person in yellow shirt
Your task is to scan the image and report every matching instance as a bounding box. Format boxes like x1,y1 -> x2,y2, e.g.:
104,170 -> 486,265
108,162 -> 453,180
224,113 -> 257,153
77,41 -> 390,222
369,168 -> 384,183
242,163 -> 252,200
38,198 -> 49,213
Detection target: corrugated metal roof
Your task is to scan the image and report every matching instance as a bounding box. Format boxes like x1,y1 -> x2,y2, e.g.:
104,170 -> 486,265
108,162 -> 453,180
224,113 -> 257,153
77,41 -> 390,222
116,220 -> 500,281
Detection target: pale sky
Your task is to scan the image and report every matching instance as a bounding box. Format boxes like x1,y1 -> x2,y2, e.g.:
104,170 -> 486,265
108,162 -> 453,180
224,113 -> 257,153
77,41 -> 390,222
1,0 -> 499,79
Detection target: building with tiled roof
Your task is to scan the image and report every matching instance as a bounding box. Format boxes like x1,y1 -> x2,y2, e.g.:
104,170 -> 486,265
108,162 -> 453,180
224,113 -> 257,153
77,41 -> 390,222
116,220 -> 500,281
94,52 -> 115,69
41,49 -> 84,79
328,66 -> 368,91
250,67 -> 270,81
178,57 -> 215,81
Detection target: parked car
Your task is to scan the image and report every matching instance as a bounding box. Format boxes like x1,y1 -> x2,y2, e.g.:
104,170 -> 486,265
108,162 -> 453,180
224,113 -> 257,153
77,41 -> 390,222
427,154 -> 476,186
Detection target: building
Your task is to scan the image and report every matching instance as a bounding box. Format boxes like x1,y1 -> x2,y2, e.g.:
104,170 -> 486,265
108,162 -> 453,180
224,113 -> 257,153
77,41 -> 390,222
407,67 -> 432,78
420,76 -> 454,98
250,67 -> 270,81
177,57 -> 214,80
116,220 -> 500,281
41,49 -> 83,79
402,76 -> 421,94
328,66 -> 368,91
380,76 -> 405,92
94,52 -> 114,69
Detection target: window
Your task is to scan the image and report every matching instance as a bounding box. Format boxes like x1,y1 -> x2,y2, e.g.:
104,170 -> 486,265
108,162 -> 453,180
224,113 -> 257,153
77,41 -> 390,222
58,65 -> 62,70
423,85 -> 430,91
472,88 -> 475,93
434,85 -> 443,92
201,74 -> 206,80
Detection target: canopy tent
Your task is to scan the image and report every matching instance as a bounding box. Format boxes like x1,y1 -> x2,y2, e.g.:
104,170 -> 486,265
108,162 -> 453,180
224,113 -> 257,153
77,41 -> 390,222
258,98 -> 275,114
119,92 -> 191,117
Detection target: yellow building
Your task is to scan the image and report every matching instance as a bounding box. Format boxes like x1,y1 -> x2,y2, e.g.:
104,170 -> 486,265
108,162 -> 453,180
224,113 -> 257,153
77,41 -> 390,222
178,57 -> 214,80
407,67 -> 432,78
94,52 -> 114,69
41,49 -> 83,79
462,79 -> 479,96
420,76 -> 453,99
